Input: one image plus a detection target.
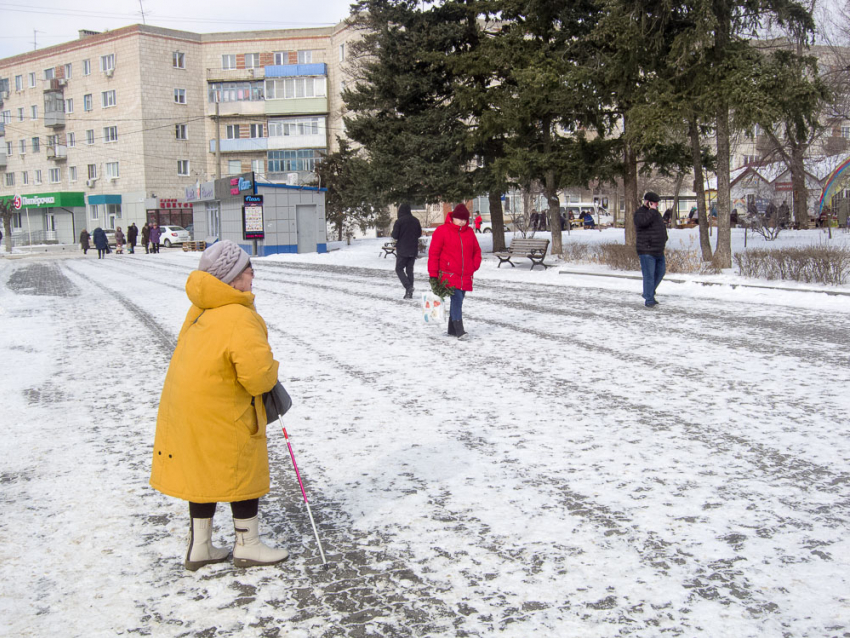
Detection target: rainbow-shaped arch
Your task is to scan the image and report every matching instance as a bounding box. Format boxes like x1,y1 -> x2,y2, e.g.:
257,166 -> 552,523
818,155 -> 850,215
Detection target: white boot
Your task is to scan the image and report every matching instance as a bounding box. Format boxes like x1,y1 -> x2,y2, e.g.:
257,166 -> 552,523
232,516 -> 289,567
184,518 -> 230,571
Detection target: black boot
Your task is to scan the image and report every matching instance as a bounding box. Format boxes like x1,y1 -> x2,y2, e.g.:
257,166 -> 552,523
403,288 -> 413,299
447,317 -> 456,336
453,319 -> 467,339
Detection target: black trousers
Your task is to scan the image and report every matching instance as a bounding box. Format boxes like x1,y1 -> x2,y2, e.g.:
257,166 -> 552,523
189,498 -> 259,520
97,249 -> 106,259
395,255 -> 416,290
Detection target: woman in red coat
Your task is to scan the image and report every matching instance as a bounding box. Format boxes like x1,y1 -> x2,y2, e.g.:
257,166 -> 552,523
427,204 -> 482,339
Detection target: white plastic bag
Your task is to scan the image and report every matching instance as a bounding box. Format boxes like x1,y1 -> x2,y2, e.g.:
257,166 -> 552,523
422,291 -> 446,325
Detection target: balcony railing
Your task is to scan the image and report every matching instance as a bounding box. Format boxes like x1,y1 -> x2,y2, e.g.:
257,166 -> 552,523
47,144 -> 67,160
264,63 -> 327,78
209,138 -> 269,153
206,67 -> 265,82
0,150 -> 6,168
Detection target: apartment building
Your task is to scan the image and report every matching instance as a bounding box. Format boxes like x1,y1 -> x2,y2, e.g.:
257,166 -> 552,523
0,22 -> 356,246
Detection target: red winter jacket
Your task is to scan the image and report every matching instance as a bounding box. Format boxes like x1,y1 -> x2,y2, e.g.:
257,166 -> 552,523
427,214 -> 482,291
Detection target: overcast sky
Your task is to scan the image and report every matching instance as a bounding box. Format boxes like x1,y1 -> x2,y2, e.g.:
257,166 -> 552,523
0,0 -> 357,59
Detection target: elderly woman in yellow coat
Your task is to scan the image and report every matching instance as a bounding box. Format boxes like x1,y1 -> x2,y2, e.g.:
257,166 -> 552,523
150,240 -> 289,570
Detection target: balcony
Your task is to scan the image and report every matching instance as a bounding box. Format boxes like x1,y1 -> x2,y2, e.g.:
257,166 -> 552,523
44,110 -> 65,128
264,63 -> 327,78
206,67 -> 265,83
0,149 -> 6,169
206,100 -> 266,117
265,97 -> 328,117
47,144 -> 67,161
267,133 -> 327,151
0,121 -> 5,136
42,78 -> 67,92
209,138 -> 268,153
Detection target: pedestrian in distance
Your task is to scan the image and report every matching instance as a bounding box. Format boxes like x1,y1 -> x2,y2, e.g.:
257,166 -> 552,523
79,229 -> 90,255
634,191 -> 668,308
127,223 -> 138,254
115,226 -> 125,254
150,240 -> 289,570
141,223 -> 151,254
390,203 -> 423,299
427,203 -> 482,339
150,223 -> 161,254
92,227 -> 109,259
474,214 -> 483,233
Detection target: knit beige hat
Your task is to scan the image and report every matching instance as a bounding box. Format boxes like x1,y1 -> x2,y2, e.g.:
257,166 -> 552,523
198,240 -> 251,284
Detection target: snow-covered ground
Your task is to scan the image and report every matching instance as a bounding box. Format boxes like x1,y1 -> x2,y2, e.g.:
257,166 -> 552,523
1,228 -> 848,637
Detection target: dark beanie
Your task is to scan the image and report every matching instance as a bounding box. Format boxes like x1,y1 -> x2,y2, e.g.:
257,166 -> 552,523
643,191 -> 661,203
451,204 -> 470,221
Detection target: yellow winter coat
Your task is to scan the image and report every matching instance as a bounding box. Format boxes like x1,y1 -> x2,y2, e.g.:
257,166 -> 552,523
150,270 -> 280,502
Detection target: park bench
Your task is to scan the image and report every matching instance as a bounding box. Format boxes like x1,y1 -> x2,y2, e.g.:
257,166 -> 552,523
494,237 -> 551,270
380,240 -> 397,258
182,241 -> 207,252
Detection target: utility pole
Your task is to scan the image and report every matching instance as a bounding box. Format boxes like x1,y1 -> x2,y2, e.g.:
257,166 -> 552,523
215,99 -> 222,180
32,30 -> 40,51
138,0 -> 147,24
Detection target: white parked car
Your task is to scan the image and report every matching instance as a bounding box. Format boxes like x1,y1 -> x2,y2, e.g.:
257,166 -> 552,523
158,225 -> 191,248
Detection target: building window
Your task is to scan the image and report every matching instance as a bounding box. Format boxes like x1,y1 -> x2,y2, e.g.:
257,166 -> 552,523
44,67 -> 55,80
32,137 -> 40,153
64,63 -> 72,79
228,160 -> 242,175
102,90 -> 116,108
842,126 -> 850,139
68,132 -> 76,147
106,162 -> 119,178
273,52 -> 290,65
177,159 -> 190,175
86,130 -> 95,145
268,117 -> 322,137
19,139 -> 26,154
245,53 -> 260,68
339,43 -> 345,61
297,50 -> 312,64
89,204 -> 98,220
174,88 -> 186,104
107,203 -> 122,219
103,126 -> 118,143
84,94 -> 93,111
742,154 -> 759,165
87,164 -> 97,179
267,149 -> 320,172
28,72 -> 36,87
251,159 -> 264,174
222,54 -> 236,70
4,173 -> 14,186
100,54 -> 115,73
175,123 -> 187,140
65,98 -> 74,113
6,141 -> 11,155
49,168 -> 60,183
17,107 -> 24,121
264,77 -> 327,100
83,59 -> 91,75
226,124 -> 240,139
208,81 -> 264,103
0,110 -> 9,124
249,123 -> 265,138
173,51 -> 185,69
22,171 -> 28,185
35,169 -> 42,184
69,166 -> 77,182
31,105 -> 38,120
15,75 -> 23,91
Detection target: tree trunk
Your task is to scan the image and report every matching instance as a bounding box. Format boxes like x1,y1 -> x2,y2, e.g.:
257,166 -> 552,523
790,139 -> 808,227
689,118 -> 712,260
488,190 -> 506,252
623,114 -> 638,247
714,102 -> 732,268
542,117 -> 563,255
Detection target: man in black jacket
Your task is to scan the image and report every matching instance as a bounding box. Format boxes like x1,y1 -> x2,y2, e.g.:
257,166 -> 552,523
391,203 -> 423,299
634,191 -> 668,308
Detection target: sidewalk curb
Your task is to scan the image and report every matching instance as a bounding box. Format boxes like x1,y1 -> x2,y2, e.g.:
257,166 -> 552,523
558,269 -> 850,297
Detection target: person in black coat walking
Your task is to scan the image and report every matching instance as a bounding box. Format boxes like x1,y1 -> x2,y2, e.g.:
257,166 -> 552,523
92,227 -> 109,259
127,223 -> 138,254
79,229 -> 90,255
634,191 -> 668,308
391,203 -> 423,299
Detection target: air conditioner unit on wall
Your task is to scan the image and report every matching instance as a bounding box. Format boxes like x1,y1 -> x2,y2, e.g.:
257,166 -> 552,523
86,179 -> 96,187
105,69 -> 114,78
286,172 -> 299,185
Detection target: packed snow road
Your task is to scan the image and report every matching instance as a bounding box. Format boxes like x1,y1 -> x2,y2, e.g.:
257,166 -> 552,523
1,249 -> 848,638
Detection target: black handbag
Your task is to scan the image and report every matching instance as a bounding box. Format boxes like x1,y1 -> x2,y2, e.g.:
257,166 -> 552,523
263,381 -> 293,423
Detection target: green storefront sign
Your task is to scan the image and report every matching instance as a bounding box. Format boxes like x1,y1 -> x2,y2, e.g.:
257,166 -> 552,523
1,192 -> 86,209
